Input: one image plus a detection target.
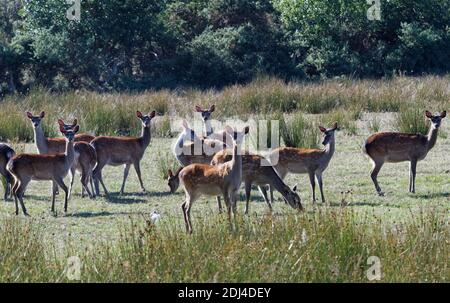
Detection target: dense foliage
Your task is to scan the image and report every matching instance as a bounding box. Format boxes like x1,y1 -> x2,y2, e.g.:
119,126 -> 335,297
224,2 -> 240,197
1,0 -> 449,94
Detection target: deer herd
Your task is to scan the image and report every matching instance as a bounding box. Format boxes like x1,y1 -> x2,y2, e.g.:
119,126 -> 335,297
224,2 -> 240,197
0,105 -> 447,233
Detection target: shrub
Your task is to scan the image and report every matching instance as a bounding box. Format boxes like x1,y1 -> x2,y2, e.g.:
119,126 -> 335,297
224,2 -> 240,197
395,108 -> 429,135
278,112 -> 319,148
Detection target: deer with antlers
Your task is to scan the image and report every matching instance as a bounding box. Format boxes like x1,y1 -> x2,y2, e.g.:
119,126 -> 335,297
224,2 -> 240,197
363,110 -> 446,195
91,110 -> 156,197
211,149 -> 302,214
0,144 -> 15,201
26,112 -> 96,199
7,125 -> 80,215
269,122 -> 339,204
178,126 -> 249,233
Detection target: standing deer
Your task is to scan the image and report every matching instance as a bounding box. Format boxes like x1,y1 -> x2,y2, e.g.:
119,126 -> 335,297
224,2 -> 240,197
269,122 -> 339,204
7,125 -> 79,215
178,126 -> 249,234
91,110 -> 156,197
0,144 -> 15,201
211,149 -> 303,214
363,110 -> 446,195
195,105 -> 233,145
26,112 -> 96,198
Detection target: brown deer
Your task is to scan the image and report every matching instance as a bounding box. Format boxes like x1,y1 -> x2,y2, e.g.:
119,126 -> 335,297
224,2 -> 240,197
26,112 -> 96,198
178,126 -> 249,233
7,125 -> 79,215
195,105 -> 233,145
0,144 -> 15,201
211,149 -> 302,214
269,122 -> 339,204
363,110 -> 446,195
91,110 -> 156,197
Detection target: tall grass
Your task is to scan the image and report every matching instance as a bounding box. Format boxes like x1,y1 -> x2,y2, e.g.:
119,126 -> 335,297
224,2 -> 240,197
278,112 -> 319,148
0,208 -> 447,282
395,108 -> 429,135
155,150 -> 179,180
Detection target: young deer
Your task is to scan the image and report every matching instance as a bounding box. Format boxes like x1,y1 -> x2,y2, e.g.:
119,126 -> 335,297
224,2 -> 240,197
269,122 -> 339,204
363,110 -> 446,195
26,112 -> 96,198
0,144 -> 15,201
211,149 -> 303,214
7,125 -> 79,215
195,105 -> 233,145
91,110 -> 156,197
179,126 -> 249,233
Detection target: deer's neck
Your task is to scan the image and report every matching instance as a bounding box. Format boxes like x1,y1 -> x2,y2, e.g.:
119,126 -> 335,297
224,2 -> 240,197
323,136 -> 335,159
230,144 -> 242,179
426,125 -> 439,151
33,125 -> 49,154
267,166 -> 292,199
173,131 -> 185,155
140,125 -> 151,148
204,119 -> 213,137
65,140 -> 75,167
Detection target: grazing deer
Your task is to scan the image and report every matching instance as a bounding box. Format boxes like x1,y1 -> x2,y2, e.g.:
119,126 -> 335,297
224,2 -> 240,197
195,105 -> 233,145
26,112 -> 96,199
211,149 -> 303,214
269,122 -> 339,204
0,144 -> 15,201
178,126 -> 249,233
91,110 -> 156,197
363,110 -> 446,195
7,125 -> 79,215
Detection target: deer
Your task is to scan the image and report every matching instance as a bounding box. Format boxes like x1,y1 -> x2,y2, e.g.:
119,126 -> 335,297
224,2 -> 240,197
7,125 -> 79,216
363,110 -> 446,195
91,110 -> 156,197
178,126 -> 249,234
210,149 -> 303,214
26,112 -> 96,199
268,122 -> 339,204
0,143 -> 15,201
195,105 -> 233,145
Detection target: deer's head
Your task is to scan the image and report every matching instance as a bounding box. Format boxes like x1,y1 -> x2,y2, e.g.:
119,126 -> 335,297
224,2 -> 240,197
26,111 -> 45,128
59,124 -> 79,142
167,169 -> 180,194
136,111 -> 156,127
195,105 -> 215,122
319,122 -> 339,145
225,125 -> 250,147
283,185 -> 303,211
426,110 -> 446,129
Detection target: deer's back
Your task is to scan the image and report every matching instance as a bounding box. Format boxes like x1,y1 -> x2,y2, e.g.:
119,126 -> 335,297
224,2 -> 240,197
365,132 -> 427,161
271,147 -> 325,172
91,136 -> 142,165
9,153 -> 69,180
0,144 -> 15,175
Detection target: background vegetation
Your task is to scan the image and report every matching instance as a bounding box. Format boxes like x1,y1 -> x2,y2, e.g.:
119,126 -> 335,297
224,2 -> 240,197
1,0 -> 450,94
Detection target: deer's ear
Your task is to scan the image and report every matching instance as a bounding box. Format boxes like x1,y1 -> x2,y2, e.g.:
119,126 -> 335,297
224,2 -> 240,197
182,119 -> 189,129
195,105 -> 203,112
26,112 -> 33,119
333,122 -> 339,130
39,111 -> 45,118
59,124 -> 66,134
57,119 -> 65,127
72,118 -> 78,127
441,111 -> 447,118
168,169 -> 173,178
149,110 -> 156,119
243,126 -> 250,134
209,104 -> 215,112
319,126 -> 327,133
73,125 -> 80,133
425,110 -> 433,119
136,111 -> 143,118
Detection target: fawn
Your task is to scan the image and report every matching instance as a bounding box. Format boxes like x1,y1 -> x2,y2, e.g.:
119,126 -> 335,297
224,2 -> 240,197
169,120 -> 227,193
0,143 -> 15,201
269,122 -> 339,204
211,149 -> 302,214
178,126 -> 249,233
363,110 -> 446,195
7,125 -> 79,215
91,110 -> 156,197
26,112 -> 96,198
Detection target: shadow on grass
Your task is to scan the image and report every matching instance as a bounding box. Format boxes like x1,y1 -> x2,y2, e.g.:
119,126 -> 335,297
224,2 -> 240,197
66,210 -> 147,218
410,192 -> 450,199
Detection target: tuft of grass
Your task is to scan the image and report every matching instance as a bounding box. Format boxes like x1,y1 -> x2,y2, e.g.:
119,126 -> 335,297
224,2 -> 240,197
322,109 -> 358,136
155,150 -> 179,180
278,112 -> 319,148
369,116 -> 381,133
395,108 -> 429,135
152,115 -> 173,138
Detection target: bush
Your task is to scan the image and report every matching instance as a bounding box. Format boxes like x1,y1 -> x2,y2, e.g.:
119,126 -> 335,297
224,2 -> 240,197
278,112 -> 319,148
395,108 -> 429,135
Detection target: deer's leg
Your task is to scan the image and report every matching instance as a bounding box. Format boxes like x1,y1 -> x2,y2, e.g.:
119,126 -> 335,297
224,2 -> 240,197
181,201 -> 189,233
258,185 -> 273,212
16,178 -> 30,216
370,160 -> 384,196
269,185 -> 275,204
93,163 -> 109,198
410,160 -> 417,193
55,177 -> 69,213
223,190 -> 232,222
316,172 -> 326,204
244,181 -> 252,215
12,177 -> 19,215
51,181 -> 58,213
68,167 -> 75,200
89,175 -> 96,198
184,193 -> 197,234
308,172 -> 316,203
133,161 -> 146,193
120,164 -> 131,195
80,169 -> 93,199
216,196 -> 222,213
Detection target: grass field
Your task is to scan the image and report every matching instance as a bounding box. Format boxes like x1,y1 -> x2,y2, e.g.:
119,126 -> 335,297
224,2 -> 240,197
0,110 -> 448,282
